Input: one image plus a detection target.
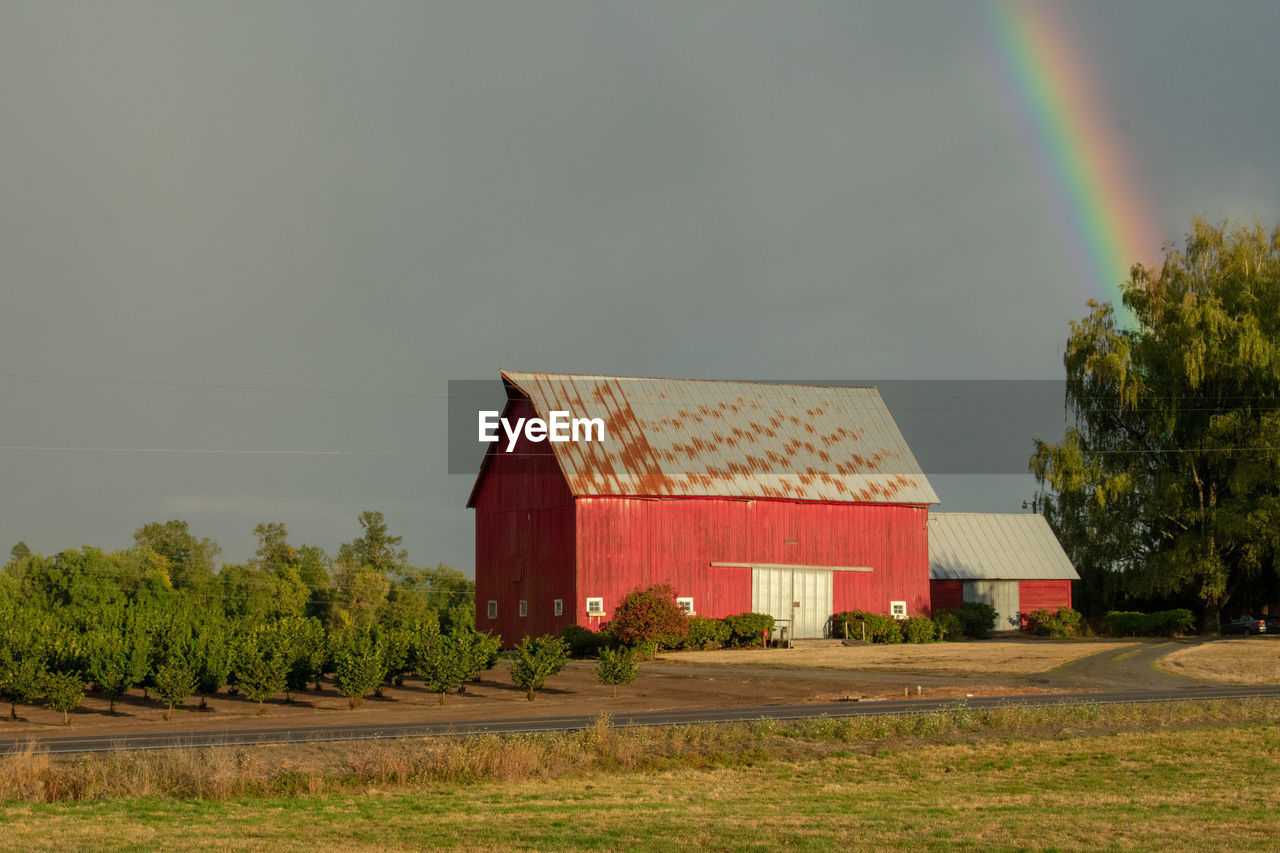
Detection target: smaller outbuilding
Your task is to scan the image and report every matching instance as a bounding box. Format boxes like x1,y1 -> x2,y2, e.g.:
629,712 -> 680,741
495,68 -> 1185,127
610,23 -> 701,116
928,512 -> 1078,630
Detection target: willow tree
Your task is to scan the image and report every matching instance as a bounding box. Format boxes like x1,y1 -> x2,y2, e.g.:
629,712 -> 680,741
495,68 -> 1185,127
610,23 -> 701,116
1032,218 -> 1280,631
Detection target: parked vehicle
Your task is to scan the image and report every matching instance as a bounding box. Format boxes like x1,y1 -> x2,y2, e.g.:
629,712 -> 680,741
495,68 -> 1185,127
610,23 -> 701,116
1221,615 -> 1267,636
1263,615 -> 1280,635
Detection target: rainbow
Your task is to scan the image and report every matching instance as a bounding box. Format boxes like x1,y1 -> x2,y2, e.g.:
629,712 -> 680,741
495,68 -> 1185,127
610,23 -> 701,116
981,1 -> 1161,326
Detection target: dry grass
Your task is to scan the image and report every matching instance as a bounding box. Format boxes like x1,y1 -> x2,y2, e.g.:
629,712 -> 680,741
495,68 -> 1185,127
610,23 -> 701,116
1158,637 -> 1280,684
656,640 -> 1139,674
3,714 -> 1280,850
3,698 -> 1280,806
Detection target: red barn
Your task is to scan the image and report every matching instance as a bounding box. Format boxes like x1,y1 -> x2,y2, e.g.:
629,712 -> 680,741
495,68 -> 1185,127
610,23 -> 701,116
469,372 -> 939,644
928,513 -> 1078,630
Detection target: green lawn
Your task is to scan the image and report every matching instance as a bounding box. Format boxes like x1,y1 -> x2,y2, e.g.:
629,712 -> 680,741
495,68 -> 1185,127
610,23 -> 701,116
5,722 -> 1280,851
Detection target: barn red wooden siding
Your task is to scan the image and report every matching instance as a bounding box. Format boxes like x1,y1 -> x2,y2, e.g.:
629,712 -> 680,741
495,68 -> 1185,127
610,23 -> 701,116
1018,580 -> 1073,613
573,497 -> 930,627
478,479 -> 932,643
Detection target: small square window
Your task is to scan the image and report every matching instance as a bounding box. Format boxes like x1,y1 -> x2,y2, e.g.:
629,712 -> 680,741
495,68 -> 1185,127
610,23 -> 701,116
487,600 -> 498,620
519,599 -> 528,617
890,601 -> 907,620
676,597 -> 695,616
586,597 -> 604,616
553,599 -> 564,616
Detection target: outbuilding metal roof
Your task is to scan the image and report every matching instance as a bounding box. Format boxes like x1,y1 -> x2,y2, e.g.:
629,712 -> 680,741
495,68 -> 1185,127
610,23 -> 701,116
928,513 -> 1079,581
494,371 -> 938,504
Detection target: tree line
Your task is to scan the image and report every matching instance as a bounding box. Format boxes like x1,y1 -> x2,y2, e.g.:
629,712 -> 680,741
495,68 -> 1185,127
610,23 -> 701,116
0,511 -> 499,722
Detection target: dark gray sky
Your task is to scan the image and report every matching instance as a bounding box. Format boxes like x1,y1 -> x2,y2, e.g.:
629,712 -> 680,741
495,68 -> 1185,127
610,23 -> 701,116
3,1 -> 1277,573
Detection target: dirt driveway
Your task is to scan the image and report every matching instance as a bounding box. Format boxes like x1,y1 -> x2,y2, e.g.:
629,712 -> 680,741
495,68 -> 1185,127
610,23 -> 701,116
654,636 -> 1227,693
654,638 -> 1139,675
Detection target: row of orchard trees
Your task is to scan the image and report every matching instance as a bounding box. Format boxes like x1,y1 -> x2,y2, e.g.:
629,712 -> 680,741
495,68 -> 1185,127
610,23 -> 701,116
0,600 -> 500,722
0,511 -> 492,723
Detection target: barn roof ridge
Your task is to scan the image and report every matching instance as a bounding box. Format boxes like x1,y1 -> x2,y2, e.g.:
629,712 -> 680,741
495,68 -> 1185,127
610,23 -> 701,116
501,369 -> 878,391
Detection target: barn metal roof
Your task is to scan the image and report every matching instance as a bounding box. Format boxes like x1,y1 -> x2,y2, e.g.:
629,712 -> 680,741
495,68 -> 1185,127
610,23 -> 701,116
928,513 -> 1079,581
495,371 -> 938,504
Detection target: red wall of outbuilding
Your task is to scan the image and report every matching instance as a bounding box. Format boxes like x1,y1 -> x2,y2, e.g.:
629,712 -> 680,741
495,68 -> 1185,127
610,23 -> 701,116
1018,580 -> 1073,613
929,580 -> 965,611
572,496 -> 931,627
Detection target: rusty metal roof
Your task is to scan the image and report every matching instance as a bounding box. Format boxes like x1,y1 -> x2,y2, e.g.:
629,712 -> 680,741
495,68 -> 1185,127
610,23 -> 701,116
929,513 -> 1079,581
496,371 -> 938,504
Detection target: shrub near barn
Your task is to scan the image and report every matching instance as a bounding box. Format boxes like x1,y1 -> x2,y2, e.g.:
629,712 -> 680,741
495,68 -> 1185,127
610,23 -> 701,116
608,584 -> 689,654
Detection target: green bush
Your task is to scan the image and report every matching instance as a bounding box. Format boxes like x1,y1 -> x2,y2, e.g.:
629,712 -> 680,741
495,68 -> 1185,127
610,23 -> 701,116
902,615 -> 937,644
414,628 -> 467,704
830,611 -> 902,644
41,671 -> 84,725
153,658 -> 198,719
332,628 -> 385,709
946,602 -> 998,639
1025,607 -> 1082,638
560,624 -> 609,657
194,625 -> 233,707
1103,609 -> 1197,637
456,629 -> 502,684
595,646 -> 640,693
683,616 -> 731,649
722,612 -> 775,647
509,635 -> 570,701
932,610 -> 963,642
232,623 -> 292,711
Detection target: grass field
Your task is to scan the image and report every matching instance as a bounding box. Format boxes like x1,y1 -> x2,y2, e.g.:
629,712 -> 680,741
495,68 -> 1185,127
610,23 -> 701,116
656,640 -> 1139,674
1158,637 -> 1280,684
4,700 -> 1280,850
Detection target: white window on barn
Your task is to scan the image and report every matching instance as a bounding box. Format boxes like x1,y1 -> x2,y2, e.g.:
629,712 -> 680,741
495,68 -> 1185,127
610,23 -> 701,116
553,599 -> 564,616
487,600 -> 498,620
677,597 -> 695,616
519,600 -> 527,617
890,601 -> 907,620
586,597 -> 605,616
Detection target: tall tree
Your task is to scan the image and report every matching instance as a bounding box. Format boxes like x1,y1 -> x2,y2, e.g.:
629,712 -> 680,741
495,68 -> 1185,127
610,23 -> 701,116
1032,218 -> 1280,631
384,564 -> 475,632
133,520 -> 220,597
336,511 -> 409,577
249,523 -> 311,619
296,544 -> 334,621
332,511 -> 406,628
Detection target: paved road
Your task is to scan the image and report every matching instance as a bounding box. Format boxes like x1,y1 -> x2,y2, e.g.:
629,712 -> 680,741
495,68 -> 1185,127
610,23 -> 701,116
6,682 -> 1279,755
